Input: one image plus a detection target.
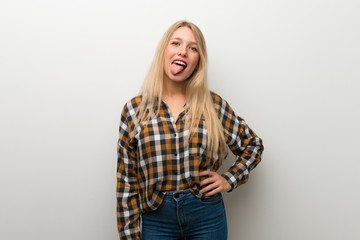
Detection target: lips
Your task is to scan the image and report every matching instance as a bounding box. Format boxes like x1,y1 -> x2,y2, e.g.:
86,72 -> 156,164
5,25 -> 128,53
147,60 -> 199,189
170,59 -> 187,75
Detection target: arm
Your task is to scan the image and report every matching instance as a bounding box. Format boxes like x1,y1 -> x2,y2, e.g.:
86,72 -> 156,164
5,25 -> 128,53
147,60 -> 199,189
117,108 -> 141,239
220,100 -> 264,190
200,95 -> 264,195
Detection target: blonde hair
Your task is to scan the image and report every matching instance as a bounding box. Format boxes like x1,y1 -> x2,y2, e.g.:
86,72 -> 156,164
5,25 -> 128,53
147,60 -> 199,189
139,20 -> 227,161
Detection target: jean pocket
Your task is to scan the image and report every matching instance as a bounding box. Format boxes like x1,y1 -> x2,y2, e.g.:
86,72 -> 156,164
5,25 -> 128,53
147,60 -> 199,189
197,193 -> 223,205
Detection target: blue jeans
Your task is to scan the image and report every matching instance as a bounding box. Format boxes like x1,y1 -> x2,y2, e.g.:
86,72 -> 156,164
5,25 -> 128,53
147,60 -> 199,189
141,189 -> 227,240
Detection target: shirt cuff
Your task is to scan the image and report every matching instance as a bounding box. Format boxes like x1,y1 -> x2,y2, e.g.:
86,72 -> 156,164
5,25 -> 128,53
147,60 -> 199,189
221,169 -> 249,191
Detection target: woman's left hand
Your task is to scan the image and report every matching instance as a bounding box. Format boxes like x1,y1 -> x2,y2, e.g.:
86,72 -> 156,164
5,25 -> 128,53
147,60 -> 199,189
199,170 -> 231,197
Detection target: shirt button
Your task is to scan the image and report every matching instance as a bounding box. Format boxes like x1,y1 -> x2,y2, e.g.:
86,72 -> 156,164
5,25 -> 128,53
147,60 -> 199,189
174,152 -> 177,156
174,133 -> 177,137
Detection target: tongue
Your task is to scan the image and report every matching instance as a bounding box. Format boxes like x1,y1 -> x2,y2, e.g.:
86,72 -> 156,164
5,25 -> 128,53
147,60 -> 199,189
170,64 -> 185,75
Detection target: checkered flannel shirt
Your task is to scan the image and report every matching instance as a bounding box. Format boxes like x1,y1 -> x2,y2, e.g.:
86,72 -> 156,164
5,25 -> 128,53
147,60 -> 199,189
117,92 -> 264,239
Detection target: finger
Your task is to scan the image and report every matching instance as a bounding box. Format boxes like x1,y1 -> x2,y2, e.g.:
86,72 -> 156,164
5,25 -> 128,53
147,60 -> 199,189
200,182 -> 220,194
199,178 -> 209,187
199,176 -> 217,186
205,187 -> 222,197
200,182 -> 221,193
199,170 -> 213,176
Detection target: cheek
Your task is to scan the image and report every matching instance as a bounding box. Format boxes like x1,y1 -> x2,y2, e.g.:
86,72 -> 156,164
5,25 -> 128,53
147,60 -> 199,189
164,53 -> 171,67
163,48 -> 171,62
191,57 -> 200,70
193,54 -> 200,64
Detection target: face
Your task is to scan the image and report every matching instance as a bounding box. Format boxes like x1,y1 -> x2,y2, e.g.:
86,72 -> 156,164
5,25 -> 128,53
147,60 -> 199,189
163,27 -> 200,84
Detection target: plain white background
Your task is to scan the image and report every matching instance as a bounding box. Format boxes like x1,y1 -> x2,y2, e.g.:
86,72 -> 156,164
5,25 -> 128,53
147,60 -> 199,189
1,0 -> 359,239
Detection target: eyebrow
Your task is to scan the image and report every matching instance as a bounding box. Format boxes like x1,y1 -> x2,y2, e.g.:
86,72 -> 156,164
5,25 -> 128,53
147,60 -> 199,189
170,37 -> 198,45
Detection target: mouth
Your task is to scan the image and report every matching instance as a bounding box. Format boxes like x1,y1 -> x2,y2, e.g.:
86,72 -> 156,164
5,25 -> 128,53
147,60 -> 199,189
171,59 -> 187,75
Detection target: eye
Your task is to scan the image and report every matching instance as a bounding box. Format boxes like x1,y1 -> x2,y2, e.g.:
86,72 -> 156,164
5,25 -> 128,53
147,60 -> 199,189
171,41 -> 180,46
190,47 -> 198,52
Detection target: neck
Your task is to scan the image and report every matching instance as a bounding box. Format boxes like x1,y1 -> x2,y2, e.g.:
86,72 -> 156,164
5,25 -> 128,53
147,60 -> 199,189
162,78 -> 187,98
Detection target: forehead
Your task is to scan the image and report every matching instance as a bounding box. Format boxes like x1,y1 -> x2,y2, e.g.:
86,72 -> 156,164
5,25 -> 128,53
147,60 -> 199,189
170,27 -> 197,43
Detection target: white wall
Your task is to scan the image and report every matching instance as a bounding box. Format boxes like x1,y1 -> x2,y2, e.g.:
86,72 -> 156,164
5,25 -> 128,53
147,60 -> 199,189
1,0 -> 359,239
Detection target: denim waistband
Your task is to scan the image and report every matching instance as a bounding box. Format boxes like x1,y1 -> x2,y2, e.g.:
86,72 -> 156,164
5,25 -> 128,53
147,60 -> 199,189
164,189 -> 193,200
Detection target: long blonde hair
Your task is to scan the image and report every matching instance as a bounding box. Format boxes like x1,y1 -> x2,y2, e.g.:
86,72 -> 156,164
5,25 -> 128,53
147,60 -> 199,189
139,20 -> 227,161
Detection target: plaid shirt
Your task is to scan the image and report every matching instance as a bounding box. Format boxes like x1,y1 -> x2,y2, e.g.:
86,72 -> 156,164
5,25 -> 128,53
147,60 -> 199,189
117,92 -> 264,239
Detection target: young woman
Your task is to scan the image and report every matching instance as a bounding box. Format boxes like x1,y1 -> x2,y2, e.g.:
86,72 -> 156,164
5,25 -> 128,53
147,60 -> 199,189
117,20 -> 264,240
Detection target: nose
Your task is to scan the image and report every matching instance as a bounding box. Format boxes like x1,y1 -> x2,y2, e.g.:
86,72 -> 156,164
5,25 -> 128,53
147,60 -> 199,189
178,45 -> 187,57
